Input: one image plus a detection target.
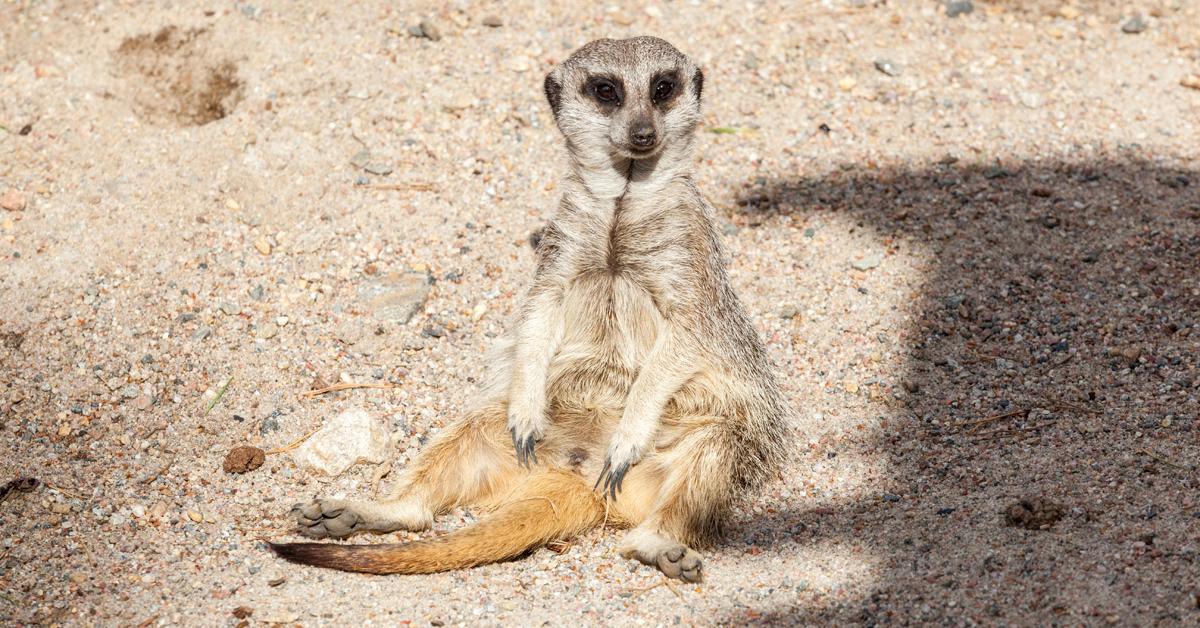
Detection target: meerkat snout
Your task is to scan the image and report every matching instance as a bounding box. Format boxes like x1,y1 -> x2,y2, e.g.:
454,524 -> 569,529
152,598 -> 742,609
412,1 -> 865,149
628,115 -> 657,150
543,37 -> 704,162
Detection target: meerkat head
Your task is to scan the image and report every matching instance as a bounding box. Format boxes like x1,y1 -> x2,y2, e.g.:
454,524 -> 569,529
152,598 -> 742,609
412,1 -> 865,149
544,37 -> 704,164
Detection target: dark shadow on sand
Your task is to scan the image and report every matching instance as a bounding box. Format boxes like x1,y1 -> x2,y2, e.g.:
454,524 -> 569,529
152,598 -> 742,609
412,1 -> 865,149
717,156 -> 1200,625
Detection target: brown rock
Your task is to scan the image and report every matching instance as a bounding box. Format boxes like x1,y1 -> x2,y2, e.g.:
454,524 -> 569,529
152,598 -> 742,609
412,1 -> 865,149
0,189 -> 26,212
1004,497 -> 1065,530
231,606 -> 254,619
222,446 -> 265,474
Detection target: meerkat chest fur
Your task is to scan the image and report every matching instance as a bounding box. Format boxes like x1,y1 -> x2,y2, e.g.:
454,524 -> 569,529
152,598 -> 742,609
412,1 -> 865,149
547,181 -> 694,391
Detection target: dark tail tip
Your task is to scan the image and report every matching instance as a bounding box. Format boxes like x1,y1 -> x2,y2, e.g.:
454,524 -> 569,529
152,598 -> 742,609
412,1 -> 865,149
269,541 -> 331,566
269,541 -> 396,574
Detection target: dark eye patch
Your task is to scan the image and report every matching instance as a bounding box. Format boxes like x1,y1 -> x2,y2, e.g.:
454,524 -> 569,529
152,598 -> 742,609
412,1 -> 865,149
584,75 -> 624,111
650,70 -> 682,107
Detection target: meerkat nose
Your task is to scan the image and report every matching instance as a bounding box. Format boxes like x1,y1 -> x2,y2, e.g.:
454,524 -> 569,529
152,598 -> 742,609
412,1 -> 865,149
630,126 -> 657,147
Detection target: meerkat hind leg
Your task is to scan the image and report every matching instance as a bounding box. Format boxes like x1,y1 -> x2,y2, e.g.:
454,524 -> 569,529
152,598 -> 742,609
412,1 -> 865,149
615,418 -> 732,582
292,404 -> 519,539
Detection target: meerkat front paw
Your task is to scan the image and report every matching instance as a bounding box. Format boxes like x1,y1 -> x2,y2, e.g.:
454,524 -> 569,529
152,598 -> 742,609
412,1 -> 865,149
595,437 -> 643,498
506,402 -> 546,467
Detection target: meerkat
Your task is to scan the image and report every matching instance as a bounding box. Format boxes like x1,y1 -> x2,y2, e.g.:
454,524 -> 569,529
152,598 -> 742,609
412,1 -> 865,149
272,36 -> 791,583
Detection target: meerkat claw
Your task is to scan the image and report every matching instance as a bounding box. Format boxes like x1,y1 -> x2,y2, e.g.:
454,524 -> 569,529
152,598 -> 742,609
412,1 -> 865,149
510,428 -> 539,467
595,458 -> 630,499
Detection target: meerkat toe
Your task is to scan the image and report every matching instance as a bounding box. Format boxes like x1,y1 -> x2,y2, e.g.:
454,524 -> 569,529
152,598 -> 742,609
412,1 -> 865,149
321,511 -> 360,537
678,552 -> 703,583
291,499 -> 364,539
656,544 -> 703,583
297,502 -> 322,520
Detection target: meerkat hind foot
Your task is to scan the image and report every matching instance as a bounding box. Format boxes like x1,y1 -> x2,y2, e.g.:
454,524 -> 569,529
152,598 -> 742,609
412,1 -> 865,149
620,529 -> 704,583
653,544 -> 703,582
290,498 -> 430,539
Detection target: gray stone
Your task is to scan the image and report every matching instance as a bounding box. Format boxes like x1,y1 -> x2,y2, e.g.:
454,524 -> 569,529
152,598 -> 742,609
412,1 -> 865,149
1122,14 -> 1148,34
874,59 -> 900,77
292,408 -> 391,476
350,150 -> 372,169
945,0 -> 973,18
359,272 -> 431,324
416,20 -> 442,41
851,253 -> 882,271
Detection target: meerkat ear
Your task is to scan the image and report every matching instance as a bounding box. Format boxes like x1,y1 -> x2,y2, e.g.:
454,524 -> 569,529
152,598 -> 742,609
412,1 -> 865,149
692,68 -> 704,103
544,72 -> 563,116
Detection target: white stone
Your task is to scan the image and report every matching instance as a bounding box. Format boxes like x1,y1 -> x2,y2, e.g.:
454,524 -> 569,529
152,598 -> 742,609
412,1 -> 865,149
292,408 -> 390,476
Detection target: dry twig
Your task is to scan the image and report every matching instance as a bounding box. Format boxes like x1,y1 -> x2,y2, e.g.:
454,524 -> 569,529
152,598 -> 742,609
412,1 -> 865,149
1036,395 -> 1101,415
362,182 -> 437,192
1137,448 -> 1192,471
627,581 -> 668,597
301,382 -> 396,398
139,455 -> 176,484
975,421 -> 1056,441
43,481 -> 83,500
954,409 -> 1026,433
264,427 -> 321,455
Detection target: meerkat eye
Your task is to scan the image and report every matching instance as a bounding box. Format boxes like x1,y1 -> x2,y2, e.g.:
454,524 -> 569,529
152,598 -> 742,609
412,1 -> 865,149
653,79 -> 674,102
592,80 -> 618,104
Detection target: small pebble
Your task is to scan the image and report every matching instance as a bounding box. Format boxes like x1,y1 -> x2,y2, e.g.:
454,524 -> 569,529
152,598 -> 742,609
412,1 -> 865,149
873,59 -> 900,77
416,20 -> 441,41
1121,14 -> 1148,34
851,253 -> 882,271
0,189 -> 26,212
611,11 -> 634,26
508,56 -> 532,73
945,0 -> 974,18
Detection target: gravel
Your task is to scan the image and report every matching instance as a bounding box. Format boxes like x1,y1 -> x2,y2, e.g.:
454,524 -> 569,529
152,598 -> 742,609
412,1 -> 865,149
1,1 -> 1198,625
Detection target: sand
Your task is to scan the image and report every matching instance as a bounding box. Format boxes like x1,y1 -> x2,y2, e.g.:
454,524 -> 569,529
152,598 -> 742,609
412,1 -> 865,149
1,0 -> 1198,625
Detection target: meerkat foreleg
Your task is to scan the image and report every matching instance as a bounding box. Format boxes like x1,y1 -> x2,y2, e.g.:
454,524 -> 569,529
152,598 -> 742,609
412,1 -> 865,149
596,328 -> 694,497
506,290 -> 563,466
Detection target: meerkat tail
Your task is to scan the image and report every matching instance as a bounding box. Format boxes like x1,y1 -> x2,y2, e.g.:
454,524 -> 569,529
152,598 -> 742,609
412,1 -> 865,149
271,469 -> 604,575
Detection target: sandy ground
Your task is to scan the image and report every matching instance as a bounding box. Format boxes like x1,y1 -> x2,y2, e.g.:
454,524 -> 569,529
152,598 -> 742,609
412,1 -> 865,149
2,0 -> 1199,625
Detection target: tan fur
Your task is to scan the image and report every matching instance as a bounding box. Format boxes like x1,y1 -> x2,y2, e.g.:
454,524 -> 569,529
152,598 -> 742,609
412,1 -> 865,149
274,37 -> 791,582
272,468 -> 604,574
